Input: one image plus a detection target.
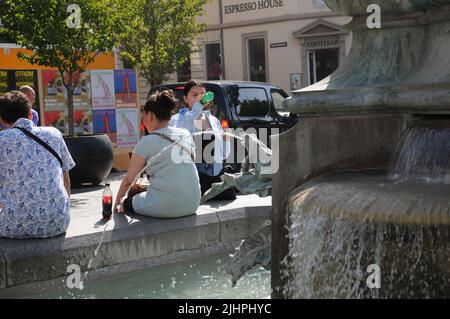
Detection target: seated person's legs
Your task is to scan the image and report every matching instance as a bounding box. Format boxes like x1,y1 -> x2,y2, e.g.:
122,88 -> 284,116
123,197 -> 136,214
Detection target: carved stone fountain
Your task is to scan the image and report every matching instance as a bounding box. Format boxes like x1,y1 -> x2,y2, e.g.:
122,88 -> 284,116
272,0 -> 450,298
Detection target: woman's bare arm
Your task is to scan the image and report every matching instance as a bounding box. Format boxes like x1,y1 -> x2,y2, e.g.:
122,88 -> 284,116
114,153 -> 146,213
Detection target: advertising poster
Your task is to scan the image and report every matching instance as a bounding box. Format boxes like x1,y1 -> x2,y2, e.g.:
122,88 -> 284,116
74,109 -> 93,135
93,109 -> 117,147
44,111 -> 68,135
116,108 -> 139,148
13,70 -> 39,93
91,70 -> 115,109
42,70 -> 92,111
0,69 -> 38,94
42,70 -> 66,110
71,71 -> 92,110
114,69 -> 137,108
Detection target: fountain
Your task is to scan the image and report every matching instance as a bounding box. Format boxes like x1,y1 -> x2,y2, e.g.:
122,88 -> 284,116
272,0 -> 450,298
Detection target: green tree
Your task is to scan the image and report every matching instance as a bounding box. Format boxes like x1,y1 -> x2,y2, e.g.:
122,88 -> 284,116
0,0 -> 128,136
119,0 -> 207,87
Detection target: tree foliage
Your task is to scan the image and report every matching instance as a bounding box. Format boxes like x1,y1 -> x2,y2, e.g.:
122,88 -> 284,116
119,0 -> 207,86
0,0 -> 127,135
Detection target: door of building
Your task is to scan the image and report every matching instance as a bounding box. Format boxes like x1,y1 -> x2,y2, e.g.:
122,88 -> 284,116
246,37 -> 267,83
307,47 -> 340,85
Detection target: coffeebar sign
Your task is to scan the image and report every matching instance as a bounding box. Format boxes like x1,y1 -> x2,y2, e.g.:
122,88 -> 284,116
224,0 -> 284,14
306,38 -> 338,49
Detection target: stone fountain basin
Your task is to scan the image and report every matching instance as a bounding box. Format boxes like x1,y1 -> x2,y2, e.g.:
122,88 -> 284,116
289,170 -> 450,225
286,170 -> 450,298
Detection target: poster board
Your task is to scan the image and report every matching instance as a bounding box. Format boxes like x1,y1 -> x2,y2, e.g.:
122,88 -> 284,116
114,70 -> 139,148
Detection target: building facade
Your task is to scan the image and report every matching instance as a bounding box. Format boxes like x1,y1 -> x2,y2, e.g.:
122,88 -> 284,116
172,0 -> 352,94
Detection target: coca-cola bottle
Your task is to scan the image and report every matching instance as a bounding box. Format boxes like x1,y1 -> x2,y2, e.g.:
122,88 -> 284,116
102,183 -> 113,220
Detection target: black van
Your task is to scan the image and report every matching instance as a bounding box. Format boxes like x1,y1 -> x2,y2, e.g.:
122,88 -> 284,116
148,81 -> 298,171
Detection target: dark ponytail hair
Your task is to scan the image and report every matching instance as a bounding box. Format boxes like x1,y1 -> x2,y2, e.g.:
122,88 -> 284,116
183,79 -> 204,97
142,90 -> 176,121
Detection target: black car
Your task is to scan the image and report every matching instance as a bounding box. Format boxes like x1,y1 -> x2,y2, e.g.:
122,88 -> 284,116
148,80 -> 296,132
148,81 -> 298,171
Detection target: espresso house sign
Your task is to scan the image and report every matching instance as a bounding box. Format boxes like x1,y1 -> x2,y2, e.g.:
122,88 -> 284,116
224,0 -> 284,14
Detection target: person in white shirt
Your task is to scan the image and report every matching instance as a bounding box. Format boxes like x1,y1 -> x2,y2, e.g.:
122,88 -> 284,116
170,80 -> 236,200
0,91 -> 75,238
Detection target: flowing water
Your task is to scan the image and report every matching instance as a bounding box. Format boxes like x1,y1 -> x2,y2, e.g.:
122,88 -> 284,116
284,126 -> 450,298
389,127 -> 450,184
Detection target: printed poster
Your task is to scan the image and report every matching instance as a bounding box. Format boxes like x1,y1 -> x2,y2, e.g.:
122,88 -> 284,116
74,109 -> 93,135
114,69 -> 137,108
0,69 -> 39,95
91,70 -> 115,109
44,111 -> 68,135
71,71 -> 92,110
116,108 -> 139,148
42,70 -> 66,110
42,70 -> 92,111
93,109 -> 117,147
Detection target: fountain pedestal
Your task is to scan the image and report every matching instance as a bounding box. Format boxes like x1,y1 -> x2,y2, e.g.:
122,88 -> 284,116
273,0 -> 450,298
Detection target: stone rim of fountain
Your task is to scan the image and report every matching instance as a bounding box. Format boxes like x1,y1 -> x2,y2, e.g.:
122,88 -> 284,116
288,170 -> 450,226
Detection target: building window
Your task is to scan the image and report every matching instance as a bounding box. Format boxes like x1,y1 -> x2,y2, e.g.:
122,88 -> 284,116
246,37 -> 267,82
177,59 -> 191,82
307,48 -> 340,85
205,43 -> 222,80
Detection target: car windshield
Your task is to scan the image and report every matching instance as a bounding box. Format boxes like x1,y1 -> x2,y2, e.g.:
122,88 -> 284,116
271,88 -> 289,114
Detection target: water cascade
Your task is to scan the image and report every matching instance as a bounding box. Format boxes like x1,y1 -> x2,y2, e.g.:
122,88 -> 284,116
284,126 -> 450,298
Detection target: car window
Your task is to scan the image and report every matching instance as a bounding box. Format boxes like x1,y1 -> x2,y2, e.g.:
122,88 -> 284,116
229,87 -> 271,120
271,89 -> 288,113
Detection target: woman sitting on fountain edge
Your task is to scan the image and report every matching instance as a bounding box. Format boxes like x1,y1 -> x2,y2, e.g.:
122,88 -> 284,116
114,90 -> 201,218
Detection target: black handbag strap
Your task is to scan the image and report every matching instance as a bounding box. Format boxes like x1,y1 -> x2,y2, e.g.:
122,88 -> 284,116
149,132 -> 195,162
14,127 -> 63,168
